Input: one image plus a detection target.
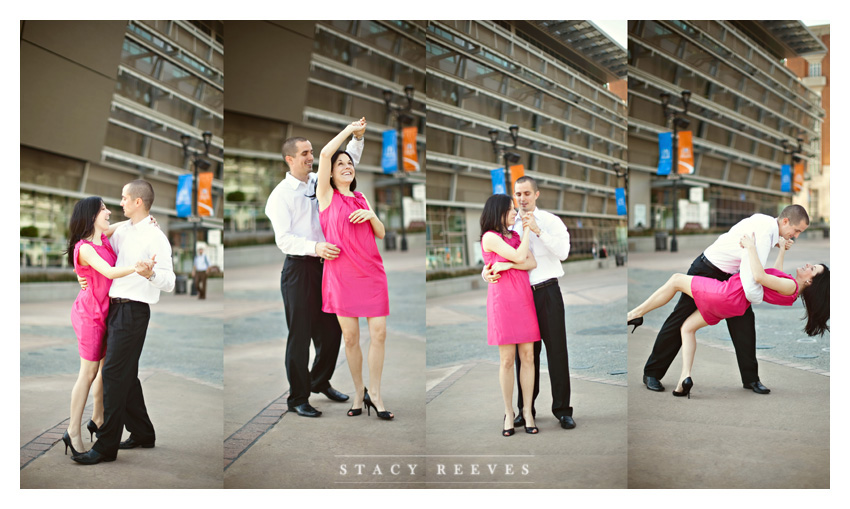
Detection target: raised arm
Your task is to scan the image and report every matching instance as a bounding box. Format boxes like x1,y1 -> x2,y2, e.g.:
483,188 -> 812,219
524,212 -> 570,260
773,237 -> 788,271
741,234 -> 796,297
317,118 -> 366,211
105,220 -> 129,238
78,243 -> 136,280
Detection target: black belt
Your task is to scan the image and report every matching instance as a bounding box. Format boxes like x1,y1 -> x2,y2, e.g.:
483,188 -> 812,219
110,298 -> 136,304
699,254 -> 723,273
531,278 -> 558,291
286,255 -> 321,262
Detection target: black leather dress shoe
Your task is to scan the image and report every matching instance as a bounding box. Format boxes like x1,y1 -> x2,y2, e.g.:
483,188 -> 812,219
559,416 -> 576,429
71,449 -> 116,465
119,436 -> 155,449
317,386 -> 349,402
743,381 -> 771,394
289,403 -> 322,417
643,375 -> 664,392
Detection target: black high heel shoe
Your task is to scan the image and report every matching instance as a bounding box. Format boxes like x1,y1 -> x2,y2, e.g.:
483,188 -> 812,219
522,411 -> 538,434
672,377 -> 694,399
86,420 -> 99,442
62,430 -> 82,457
628,317 -> 643,333
502,415 -> 515,437
347,389 -> 365,416
364,389 -> 394,420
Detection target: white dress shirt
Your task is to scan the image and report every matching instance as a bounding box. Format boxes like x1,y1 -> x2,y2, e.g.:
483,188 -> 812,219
108,215 -> 176,303
266,137 -> 363,257
511,207 -> 571,285
702,213 -> 779,304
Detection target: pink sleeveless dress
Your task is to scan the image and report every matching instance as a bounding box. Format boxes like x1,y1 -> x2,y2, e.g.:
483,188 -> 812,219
691,268 -> 799,325
482,231 -> 541,345
319,190 -> 389,317
70,235 -> 117,361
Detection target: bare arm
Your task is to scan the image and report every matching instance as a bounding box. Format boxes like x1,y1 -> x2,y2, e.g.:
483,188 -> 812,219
351,196 -> 385,239
317,119 -> 365,211
482,227 -> 531,264
773,237 -> 788,270
741,234 -> 796,296
78,243 -> 136,280
105,220 -> 129,238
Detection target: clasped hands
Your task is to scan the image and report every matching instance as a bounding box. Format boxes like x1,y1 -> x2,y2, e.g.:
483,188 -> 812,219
739,233 -> 791,250
348,117 -> 367,138
135,255 -> 157,279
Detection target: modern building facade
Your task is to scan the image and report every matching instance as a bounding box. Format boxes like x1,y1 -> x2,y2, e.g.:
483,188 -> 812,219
20,20 -> 225,273
787,23 -> 830,224
627,20 -> 826,234
425,20 -> 628,274
222,20 -> 426,247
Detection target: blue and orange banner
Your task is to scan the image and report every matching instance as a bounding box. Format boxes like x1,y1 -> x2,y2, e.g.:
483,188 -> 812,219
657,132 -> 672,175
402,127 -> 419,172
198,172 -> 213,216
678,131 -> 694,174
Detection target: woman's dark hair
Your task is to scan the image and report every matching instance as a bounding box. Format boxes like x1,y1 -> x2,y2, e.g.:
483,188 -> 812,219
329,150 -> 357,192
800,264 -> 829,336
480,193 -> 514,239
65,196 -> 104,267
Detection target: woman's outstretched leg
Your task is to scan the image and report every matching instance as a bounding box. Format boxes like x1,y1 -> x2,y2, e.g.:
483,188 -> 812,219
338,316 -> 364,410
68,358 -> 100,451
365,316 -> 391,416
517,342 -> 537,432
498,344 -> 516,433
677,310 -> 708,392
628,273 -> 694,321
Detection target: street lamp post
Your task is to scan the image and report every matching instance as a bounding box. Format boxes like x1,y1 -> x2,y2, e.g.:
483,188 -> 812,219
488,125 -> 521,196
660,90 -> 691,252
181,132 -> 212,283
383,85 -> 416,252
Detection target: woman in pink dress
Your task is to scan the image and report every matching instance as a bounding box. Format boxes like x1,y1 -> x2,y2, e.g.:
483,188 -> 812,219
627,234 -> 829,398
62,197 -> 148,456
316,118 -> 393,420
480,193 -> 541,436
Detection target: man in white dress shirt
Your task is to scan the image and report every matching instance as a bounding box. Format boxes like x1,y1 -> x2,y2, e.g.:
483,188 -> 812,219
485,176 -> 576,429
265,126 -> 365,417
642,205 -> 809,394
74,180 -> 176,464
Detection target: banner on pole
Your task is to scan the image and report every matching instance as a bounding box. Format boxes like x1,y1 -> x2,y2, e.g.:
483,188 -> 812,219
176,174 -> 192,218
657,132 -> 672,175
793,161 -> 805,192
509,165 -> 525,203
402,127 -> 419,171
678,131 -> 695,174
198,172 -> 213,216
781,164 -> 792,192
615,187 -> 627,215
491,168 -> 506,195
381,130 -> 397,174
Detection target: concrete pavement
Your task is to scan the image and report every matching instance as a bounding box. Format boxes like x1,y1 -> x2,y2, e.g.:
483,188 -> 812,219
425,264 -> 628,488
222,249 -> 426,488
627,239 -> 830,488
20,285 -> 223,488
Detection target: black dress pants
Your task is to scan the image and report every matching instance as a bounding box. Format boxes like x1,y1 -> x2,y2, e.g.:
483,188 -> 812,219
643,254 -> 760,384
281,256 -> 342,407
516,280 -> 573,418
93,300 -> 155,457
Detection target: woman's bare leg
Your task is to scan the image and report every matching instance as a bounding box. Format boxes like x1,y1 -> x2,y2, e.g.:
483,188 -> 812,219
628,273 -> 694,321
68,358 -> 100,451
338,316 -> 365,410
517,342 -> 536,431
365,316 -> 391,415
677,310 -> 708,392
91,360 -> 104,427
498,344 -> 516,431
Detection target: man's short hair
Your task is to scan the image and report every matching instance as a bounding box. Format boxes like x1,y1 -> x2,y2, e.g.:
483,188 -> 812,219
514,175 -> 538,192
779,204 -> 810,225
282,137 -> 309,169
127,179 -> 154,211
